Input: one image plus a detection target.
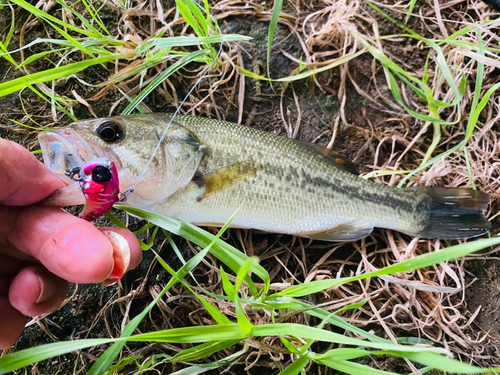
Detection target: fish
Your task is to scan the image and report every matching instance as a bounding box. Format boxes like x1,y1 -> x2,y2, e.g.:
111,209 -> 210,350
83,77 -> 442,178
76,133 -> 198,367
38,113 -> 491,241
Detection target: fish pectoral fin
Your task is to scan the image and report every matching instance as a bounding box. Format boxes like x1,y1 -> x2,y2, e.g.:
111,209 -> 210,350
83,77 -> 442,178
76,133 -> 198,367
303,222 -> 373,242
291,140 -> 358,175
196,161 -> 261,201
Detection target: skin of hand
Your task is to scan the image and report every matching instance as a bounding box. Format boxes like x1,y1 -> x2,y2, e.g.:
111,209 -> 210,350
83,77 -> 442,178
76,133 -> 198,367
0,139 -> 142,350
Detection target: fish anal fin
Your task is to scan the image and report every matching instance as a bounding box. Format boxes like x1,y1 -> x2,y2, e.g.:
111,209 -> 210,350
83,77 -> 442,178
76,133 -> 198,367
303,222 -> 373,242
197,161 -> 261,201
291,140 -> 358,175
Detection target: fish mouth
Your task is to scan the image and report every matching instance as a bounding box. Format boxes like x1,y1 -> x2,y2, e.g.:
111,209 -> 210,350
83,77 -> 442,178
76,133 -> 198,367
39,128 -> 100,183
39,128 -> 125,207
39,128 -> 106,207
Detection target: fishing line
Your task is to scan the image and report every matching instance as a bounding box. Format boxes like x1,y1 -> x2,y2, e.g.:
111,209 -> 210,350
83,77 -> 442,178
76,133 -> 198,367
122,4 -> 223,199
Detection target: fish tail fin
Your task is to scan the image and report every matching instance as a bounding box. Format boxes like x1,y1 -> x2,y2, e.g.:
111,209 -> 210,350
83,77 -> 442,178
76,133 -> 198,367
410,187 -> 491,239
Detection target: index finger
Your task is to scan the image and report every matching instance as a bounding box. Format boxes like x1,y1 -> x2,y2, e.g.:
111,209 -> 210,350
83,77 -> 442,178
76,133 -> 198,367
0,140 -> 65,206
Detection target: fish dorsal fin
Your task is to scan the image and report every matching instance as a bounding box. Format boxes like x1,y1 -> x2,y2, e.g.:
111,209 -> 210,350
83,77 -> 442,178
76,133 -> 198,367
303,222 -> 373,242
291,140 -> 358,175
196,161 -> 261,200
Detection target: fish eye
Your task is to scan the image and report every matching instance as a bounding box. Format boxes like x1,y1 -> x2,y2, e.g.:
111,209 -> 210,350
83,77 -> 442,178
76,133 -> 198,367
92,165 -> 112,183
96,120 -> 122,143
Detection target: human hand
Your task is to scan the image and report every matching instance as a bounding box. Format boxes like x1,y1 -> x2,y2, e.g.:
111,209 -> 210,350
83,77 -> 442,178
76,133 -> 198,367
0,140 -> 142,349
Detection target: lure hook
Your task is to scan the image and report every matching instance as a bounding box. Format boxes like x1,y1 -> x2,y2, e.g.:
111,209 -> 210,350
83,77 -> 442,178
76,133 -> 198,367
65,166 -> 82,181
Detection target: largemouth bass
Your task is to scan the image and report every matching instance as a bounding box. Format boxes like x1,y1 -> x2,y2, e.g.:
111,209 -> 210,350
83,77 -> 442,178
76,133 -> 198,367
38,114 -> 491,241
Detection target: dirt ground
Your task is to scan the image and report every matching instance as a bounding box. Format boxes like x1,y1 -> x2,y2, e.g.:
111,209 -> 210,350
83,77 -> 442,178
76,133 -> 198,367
1,0 -> 500,374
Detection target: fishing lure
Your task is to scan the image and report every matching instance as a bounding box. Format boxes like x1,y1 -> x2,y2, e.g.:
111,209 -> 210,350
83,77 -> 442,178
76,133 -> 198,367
66,158 -> 124,221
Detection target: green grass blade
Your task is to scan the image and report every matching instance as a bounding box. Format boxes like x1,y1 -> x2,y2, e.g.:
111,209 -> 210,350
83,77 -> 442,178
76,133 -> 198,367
156,255 -> 232,325
267,0 -> 283,78
397,140 -> 464,187
121,49 -> 210,115
386,71 -> 451,124
56,0 -> 106,36
175,0 -> 205,37
119,207 -> 270,295
103,212 -> 128,228
305,306 -> 389,344
220,267 -> 236,300
88,223 -> 223,374
79,0 -> 109,35
355,33 -> 420,86
300,301 -> 369,353
88,215 -> 232,374
237,49 -> 365,82
466,80 -> 500,140
135,34 -> 251,55
428,39 -> 459,95
47,22 -> 95,57
170,361 -> 232,374
130,323 -> 246,343
404,0 -> 418,27
0,37 -> 117,61
252,324 -> 444,353
133,222 -> 157,236
234,257 -> 258,335
312,348 -> 375,362
172,340 -> 241,362
318,358 -> 396,375
368,1 -> 414,35
0,41 -> 17,66
87,290 -> 169,374
270,237 -> 500,298
97,51 -> 175,88
137,226 -> 160,250
128,322 -> 445,353
18,48 -> 66,68
0,54 -> 120,97
11,0 -> 101,38
116,87 -> 147,114
186,0 -> 209,35
4,4 -> 15,47
463,147 -> 477,190
277,356 -> 309,375
9,118 -> 50,131
0,339 -> 114,374
202,0 -> 214,31
271,311 -> 303,355
397,80 -> 500,187
386,351 -> 500,373
465,28 -> 485,139
156,212 -> 240,326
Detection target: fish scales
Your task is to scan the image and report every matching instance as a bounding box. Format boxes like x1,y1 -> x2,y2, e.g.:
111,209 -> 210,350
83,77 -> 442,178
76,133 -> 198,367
150,115 -> 424,236
39,113 -> 491,241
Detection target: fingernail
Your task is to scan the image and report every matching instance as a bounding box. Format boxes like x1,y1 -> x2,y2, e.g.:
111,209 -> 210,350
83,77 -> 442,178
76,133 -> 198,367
35,272 -> 57,304
100,231 -> 131,286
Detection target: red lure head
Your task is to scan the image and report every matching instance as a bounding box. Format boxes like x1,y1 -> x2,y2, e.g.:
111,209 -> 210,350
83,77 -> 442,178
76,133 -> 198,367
75,158 -> 121,221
